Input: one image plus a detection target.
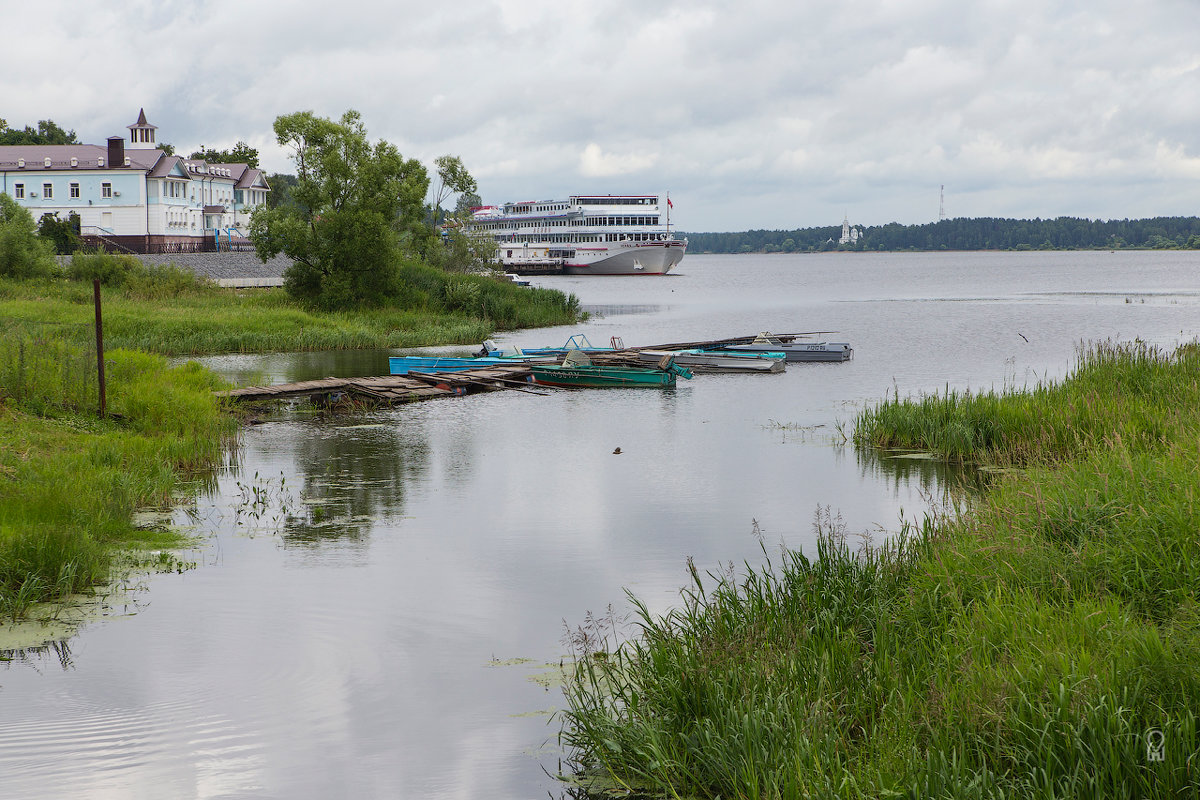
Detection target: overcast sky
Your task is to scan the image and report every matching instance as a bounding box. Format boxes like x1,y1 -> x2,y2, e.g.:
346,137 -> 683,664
4,0 -> 1199,231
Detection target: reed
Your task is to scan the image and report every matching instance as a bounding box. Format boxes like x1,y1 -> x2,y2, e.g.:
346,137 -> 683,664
853,341 -> 1200,464
561,341 -> 1200,798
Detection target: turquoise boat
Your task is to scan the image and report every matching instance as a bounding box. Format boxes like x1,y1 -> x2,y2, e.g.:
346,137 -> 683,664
528,364 -> 679,388
389,354 -> 549,375
528,351 -> 692,388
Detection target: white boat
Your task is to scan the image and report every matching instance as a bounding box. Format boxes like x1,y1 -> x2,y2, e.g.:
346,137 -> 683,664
462,194 -> 686,275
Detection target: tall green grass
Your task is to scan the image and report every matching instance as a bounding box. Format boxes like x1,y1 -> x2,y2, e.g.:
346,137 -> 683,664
561,342 -> 1200,798
853,341 -> 1200,464
0,327 -> 236,618
0,323 -> 98,414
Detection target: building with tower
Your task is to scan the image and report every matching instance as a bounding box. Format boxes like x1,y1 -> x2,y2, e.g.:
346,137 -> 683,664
838,213 -> 861,246
0,109 -> 269,253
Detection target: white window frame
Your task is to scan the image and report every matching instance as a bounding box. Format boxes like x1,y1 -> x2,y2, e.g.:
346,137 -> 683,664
42,183 -> 53,199
14,183 -> 24,199
101,182 -> 112,199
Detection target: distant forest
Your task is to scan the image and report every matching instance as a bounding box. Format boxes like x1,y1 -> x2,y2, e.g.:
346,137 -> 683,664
682,217 -> 1200,253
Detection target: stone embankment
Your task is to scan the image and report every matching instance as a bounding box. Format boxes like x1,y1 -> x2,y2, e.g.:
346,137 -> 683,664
134,252 -> 291,287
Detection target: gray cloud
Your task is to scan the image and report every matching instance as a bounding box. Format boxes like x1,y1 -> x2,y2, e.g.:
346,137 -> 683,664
4,0 -> 1198,230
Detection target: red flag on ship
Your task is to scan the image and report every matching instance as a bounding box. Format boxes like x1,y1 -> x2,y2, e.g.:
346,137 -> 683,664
667,198 -> 673,208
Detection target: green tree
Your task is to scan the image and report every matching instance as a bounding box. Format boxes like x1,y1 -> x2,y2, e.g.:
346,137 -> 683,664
265,172 -> 300,210
426,227 -> 498,273
454,191 -> 482,219
249,110 -> 429,309
37,212 -> 81,255
430,155 -> 477,219
190,141 -> 260,168
0,119 -> 79,145
0,194 -> 58,278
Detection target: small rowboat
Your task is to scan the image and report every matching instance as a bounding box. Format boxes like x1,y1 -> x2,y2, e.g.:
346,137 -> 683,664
529,350 -> 692,388
636,349 -> 785,374
711,333 -> 852,362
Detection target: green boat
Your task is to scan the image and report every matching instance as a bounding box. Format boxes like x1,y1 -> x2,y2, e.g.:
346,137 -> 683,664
529,351 -> 692,388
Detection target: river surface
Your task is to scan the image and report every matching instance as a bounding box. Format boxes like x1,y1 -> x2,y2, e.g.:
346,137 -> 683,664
3,251 -> 1199,799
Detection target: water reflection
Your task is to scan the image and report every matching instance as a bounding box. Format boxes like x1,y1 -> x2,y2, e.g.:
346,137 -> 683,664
854,446 -> 990,500
1,639 -> 74,671
193,349 -> 393,386
580,303 -> 664,318
259,412 -> 433,546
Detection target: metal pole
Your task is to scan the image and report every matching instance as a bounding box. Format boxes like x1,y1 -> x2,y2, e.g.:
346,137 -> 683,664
94,279 -> 106,418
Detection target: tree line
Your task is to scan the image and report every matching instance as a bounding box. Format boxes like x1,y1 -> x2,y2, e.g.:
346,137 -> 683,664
684,216 -> 1200,253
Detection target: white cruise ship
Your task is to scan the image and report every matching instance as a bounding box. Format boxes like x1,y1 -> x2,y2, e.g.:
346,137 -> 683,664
463,194 -> 686,275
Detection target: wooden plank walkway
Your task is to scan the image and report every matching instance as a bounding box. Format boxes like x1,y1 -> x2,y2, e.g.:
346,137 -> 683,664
217,364 -> 537,405
215,331 -> 842,408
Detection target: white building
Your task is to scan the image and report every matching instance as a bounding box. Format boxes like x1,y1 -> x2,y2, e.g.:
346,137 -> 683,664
838,213 -> 861,246
0,109 -> 269,253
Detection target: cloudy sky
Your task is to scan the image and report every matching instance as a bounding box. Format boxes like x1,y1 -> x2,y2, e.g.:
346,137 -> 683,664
4,0 -> 1199,231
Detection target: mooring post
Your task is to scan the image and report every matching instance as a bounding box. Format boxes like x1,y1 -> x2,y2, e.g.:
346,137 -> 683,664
94,278 -> 106,418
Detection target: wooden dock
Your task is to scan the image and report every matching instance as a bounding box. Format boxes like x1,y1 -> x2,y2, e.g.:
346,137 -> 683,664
218,364 -> 538,406
216,331 -> 847,408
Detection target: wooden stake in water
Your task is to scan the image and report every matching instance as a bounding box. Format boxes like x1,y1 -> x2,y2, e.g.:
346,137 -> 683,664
94,279 -> 106,418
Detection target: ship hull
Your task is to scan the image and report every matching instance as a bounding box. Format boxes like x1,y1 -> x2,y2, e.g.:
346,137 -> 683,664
563,241 -> 685,275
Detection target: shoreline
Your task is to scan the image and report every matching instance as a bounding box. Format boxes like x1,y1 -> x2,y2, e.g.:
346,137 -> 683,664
561,340 -> 1200,796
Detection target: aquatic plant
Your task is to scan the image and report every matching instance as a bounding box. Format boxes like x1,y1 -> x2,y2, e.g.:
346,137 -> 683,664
853,340 -> 1200,464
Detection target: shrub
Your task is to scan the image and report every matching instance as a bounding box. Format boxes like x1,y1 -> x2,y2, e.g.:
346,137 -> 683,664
68,250 -> 144,286
0,193 -> 58,278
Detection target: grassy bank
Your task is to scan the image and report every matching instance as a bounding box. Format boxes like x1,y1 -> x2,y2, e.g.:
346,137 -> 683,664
2,254 -> 580,356
561,341 -> 1200,798
0,255 -> 579,621
0,326 -> 237,619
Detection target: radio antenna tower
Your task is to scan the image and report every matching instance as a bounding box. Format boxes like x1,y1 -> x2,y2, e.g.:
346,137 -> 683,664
939,185 -> 946,221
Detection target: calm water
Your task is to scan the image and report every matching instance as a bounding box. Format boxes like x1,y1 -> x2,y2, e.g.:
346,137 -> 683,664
3,251 -> 1200,799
